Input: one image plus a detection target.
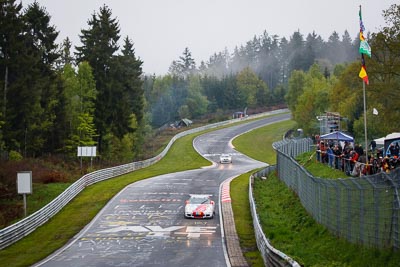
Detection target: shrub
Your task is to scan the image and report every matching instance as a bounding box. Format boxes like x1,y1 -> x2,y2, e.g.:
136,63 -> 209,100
9,150 -> 23,161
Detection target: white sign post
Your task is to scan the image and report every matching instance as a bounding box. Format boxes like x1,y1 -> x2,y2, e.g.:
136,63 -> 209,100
77,146 -> 97,169
17,171 -> 32,217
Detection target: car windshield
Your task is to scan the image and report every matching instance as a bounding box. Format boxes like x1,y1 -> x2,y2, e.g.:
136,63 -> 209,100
189,197 -> 210,204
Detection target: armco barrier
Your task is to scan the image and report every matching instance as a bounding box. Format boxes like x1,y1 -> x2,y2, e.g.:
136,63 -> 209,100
0,109 -> 287,250
249,166 -> 301,267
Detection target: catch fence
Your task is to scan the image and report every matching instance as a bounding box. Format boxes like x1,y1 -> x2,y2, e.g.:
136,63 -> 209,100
273,138 -> 400,249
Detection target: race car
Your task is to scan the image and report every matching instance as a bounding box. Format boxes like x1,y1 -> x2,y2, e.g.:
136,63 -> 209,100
184,194 -> 215,219
219,153 -> 232,164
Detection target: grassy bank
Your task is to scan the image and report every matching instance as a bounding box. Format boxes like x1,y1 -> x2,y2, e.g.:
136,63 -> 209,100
232,120 -> 400,266
231,119 -> 296,266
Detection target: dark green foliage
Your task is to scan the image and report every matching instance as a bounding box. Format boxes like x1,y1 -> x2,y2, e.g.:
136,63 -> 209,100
0,0 -> 60,156
75,5 -> 143,155
75,4 -> 120,150
0,2 -> 145,161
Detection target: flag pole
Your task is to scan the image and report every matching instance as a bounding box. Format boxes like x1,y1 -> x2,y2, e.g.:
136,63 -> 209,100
359,5 -> 370,166
363,80 -> 368,165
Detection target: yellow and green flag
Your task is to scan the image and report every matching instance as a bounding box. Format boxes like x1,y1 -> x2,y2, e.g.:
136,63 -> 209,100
359,6 -> 370,84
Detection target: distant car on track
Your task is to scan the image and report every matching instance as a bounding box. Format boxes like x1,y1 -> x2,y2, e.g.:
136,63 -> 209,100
184,194 -> 215,219
219,153 -> 232,164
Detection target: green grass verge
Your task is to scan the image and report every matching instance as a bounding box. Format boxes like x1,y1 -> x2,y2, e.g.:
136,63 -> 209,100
232,120 -> 400,266
231,172 -> 264,266
295,151 -> 348,179
232,120 -> 297,164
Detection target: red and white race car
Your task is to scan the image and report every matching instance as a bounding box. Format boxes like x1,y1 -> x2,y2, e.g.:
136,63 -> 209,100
184,194 -> 215,219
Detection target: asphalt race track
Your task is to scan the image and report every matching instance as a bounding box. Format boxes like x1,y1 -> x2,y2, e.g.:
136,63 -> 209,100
34,113 -> 290,267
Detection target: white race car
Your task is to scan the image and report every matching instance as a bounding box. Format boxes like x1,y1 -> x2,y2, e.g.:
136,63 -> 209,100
219,153 -> 232,164
184,194 -> 215,219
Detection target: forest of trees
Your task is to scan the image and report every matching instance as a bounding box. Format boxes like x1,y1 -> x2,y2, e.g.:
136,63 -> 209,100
1,0 -> 399,162
0,1 -> 144,161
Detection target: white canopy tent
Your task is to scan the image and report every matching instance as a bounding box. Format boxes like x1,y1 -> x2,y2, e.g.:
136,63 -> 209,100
374,133 -> 400,145
373,137 -> 385,146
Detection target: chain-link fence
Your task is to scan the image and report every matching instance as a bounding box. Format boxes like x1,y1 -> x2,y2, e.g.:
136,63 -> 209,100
273,138 -> 400,249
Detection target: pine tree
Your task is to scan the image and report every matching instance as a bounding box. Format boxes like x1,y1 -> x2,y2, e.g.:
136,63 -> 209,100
1,1 -> 60,156
169,47 -> 196,78
56,37 -> 75,70
120,37 -> 144,124
0,0 -> 24,118
75,4 -> 120,151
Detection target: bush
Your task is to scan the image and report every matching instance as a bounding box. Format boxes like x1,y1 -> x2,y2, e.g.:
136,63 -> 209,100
41,171 -> 67,184
9,150 -> 23,161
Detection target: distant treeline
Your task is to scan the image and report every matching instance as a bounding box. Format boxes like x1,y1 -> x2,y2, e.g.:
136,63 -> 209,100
147,28 -> 360,127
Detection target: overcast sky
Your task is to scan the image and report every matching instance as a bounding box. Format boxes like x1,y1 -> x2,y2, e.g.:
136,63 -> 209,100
21,0 -> 397,75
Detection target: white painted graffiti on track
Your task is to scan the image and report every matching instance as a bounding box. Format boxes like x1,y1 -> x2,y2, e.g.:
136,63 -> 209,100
95,225 -> 217,239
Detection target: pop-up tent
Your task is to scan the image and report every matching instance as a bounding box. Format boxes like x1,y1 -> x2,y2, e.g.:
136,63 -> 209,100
373,137 -> 385,146
373,133 -> 400,152
320,131 -> 354,142
383,133 -> 400,156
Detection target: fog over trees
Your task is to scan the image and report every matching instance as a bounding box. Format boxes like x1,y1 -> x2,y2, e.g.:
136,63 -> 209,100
144,28 -> 359,128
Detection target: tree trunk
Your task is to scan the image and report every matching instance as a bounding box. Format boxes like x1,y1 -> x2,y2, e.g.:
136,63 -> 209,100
3,65 -> 8,117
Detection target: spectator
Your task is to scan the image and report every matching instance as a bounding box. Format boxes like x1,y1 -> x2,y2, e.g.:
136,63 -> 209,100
320,141 -> 327,163
343,141 -> 350,152
327,145 -> 334,168
333,144 -> 342,169
349,150 -> 359,173
382,156 -> 391,173
355,144 -> 364,156
377,148 -> 383,158
394,142 -> 400,157
342,147 -> 352,174
370,155 -> 379,174
370,140 -> 377,153
389,143 -> 396,157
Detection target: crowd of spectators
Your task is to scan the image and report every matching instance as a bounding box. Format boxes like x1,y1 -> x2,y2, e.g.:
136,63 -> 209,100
316,138 -> 400,177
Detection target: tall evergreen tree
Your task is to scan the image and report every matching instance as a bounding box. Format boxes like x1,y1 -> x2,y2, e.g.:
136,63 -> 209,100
258,32 -> 280,90
0,0 -> 23,118
169,47 -> 196,78
278,37 -> 290,85
288,31 -> 313,72
120,36 -> 144,123
22,2 -> 60,155
75,4 -> 120,151
0,0 -> 24,153
56,37 -> 74,70
107,37 -> 143,139
1,1 -> 60,156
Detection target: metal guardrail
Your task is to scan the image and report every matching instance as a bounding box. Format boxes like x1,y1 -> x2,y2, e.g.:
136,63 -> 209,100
0,109 -> 287,250
249,166 -> 301,267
